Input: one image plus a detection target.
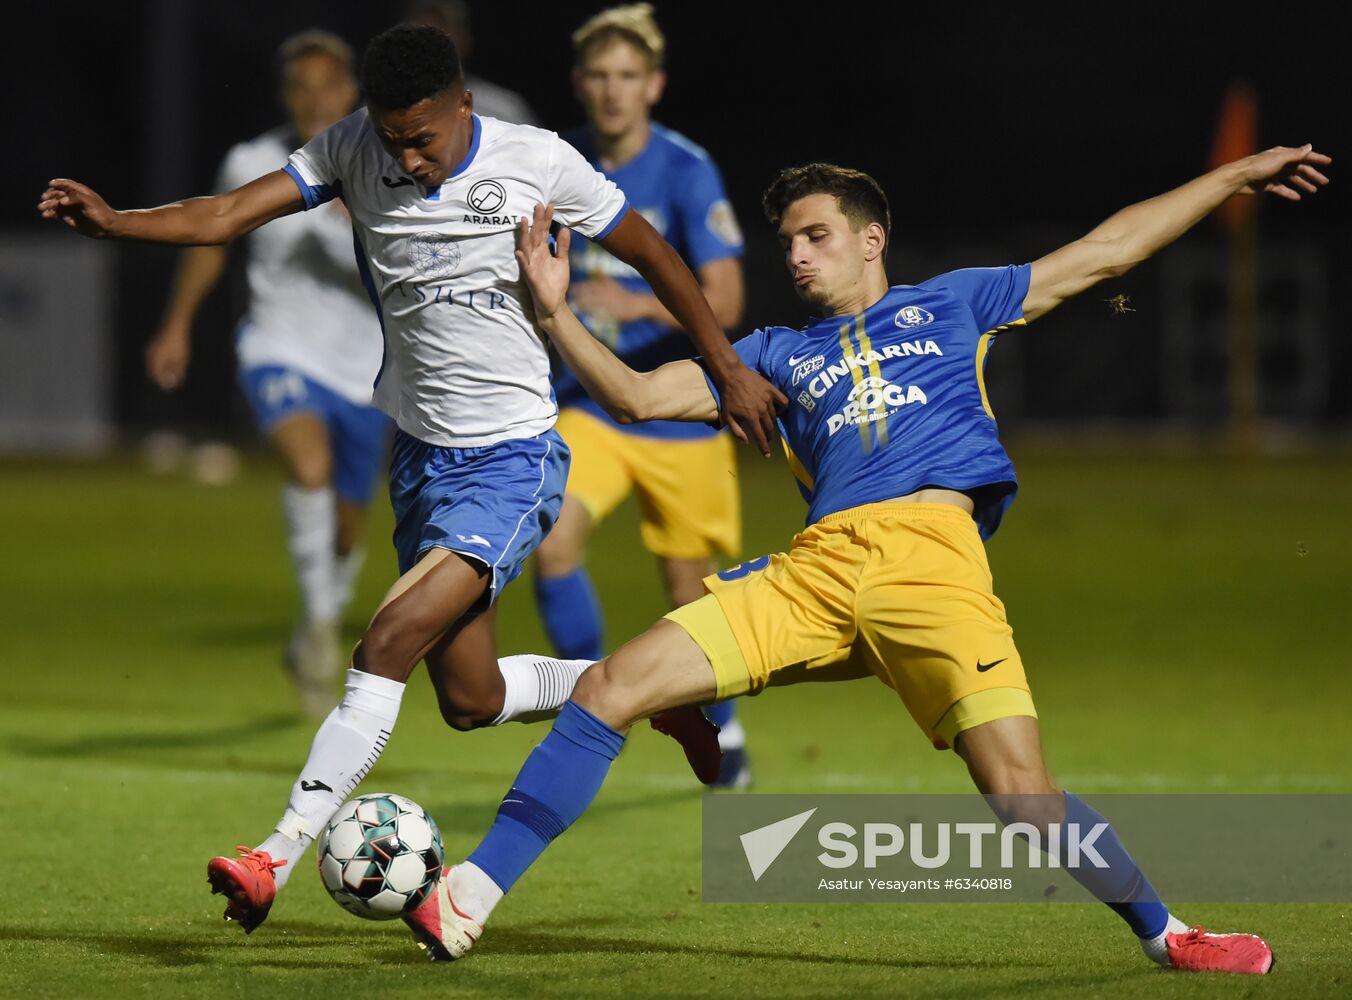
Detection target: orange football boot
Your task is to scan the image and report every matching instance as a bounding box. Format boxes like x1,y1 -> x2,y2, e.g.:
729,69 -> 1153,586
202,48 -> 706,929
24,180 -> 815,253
207,846 -> 288,933
1166,926 -> 1274,974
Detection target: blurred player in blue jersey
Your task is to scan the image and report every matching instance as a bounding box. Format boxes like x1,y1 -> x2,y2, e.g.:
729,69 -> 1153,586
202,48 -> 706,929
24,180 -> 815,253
146,31 -> 389,719
413,142 -> 1331,971
533,4 -> 753,787
39,24 -> 784,937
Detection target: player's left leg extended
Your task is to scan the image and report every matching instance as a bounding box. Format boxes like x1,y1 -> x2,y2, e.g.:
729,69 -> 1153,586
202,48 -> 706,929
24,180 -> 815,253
851,503 -> 1271,974
405,620 -> 720,960
955,718 -> 1273,974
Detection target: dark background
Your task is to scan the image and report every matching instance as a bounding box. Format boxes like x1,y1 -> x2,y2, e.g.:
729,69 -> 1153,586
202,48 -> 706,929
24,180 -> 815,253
3,1 -> 1346,434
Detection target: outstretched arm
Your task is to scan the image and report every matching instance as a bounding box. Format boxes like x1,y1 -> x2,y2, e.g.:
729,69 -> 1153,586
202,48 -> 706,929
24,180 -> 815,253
36,170 -> 305,245
145,245 -> 229,391
516,204 -> 719,425
1023,145 -> 1332,322
598,209 -> 784,452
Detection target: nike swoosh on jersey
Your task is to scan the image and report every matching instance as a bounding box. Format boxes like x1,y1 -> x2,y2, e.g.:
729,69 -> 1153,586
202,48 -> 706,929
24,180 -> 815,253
788,352 -> 818,366
381,176 -> 414,188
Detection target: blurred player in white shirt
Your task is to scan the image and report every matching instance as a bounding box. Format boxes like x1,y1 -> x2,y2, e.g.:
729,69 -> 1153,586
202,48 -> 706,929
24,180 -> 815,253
145,31 -> 389,718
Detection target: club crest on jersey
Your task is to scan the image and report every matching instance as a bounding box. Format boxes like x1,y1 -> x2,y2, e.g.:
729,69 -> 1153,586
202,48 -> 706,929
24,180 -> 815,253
407,231 -> 462,279
706,199 -> 743,246
462,178 -> 519,225
894,305 -> 935,329
468,179 -> 506,214
796,390 -> 816,412
826,376 -> 927,436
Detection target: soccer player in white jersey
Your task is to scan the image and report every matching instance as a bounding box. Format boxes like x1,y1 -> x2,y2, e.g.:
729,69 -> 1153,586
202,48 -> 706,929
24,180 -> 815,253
145,31 -> 389,719
38,24 -> 783,934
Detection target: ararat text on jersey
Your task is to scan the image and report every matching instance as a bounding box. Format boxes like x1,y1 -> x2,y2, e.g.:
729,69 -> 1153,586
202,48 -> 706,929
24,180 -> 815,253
462,214 -> 522,226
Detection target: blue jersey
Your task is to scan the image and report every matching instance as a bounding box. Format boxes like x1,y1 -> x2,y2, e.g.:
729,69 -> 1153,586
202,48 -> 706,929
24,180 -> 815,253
709,266 -> 1031,538
558,123 -> 744,439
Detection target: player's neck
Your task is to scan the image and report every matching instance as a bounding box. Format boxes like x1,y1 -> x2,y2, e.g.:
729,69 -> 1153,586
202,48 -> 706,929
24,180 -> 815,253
822,272 -> 891,318
592,120 -> 651,172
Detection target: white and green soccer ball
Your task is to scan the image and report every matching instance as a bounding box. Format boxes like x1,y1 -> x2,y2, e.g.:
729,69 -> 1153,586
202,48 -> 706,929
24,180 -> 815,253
316,793 -> 444,920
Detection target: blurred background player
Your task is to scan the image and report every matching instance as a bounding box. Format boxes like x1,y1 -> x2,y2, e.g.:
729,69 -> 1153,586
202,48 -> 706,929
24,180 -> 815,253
144,30 -> 390,718
403,0 -> 538,125
534,4 -> 753,787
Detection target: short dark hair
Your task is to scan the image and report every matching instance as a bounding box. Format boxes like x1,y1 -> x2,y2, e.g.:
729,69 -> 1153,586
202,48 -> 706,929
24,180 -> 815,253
361,24 -> 463,110
762,163 -> 891,249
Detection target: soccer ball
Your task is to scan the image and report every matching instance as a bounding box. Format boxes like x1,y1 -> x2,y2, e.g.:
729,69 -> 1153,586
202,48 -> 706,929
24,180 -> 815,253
316,793 -> 444,920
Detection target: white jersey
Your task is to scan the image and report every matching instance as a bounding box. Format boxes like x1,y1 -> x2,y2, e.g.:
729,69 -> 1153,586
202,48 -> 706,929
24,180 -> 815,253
218,127 -> 382,405
284,112 -> 629,447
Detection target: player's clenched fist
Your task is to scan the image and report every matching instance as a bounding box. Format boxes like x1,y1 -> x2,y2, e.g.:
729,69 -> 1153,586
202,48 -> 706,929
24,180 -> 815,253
36,178 -> 120,239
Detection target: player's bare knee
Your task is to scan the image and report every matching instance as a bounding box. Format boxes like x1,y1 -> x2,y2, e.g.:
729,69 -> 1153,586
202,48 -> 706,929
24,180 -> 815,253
436,693 -> 500,732
289,454 -> 332,491
354,616 -> 420,681
535,533 -> 581,578
569,657 -> 643,725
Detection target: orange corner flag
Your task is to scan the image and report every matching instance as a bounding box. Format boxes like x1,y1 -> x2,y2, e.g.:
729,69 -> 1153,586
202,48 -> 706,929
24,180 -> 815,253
1210,82 -> 1259,231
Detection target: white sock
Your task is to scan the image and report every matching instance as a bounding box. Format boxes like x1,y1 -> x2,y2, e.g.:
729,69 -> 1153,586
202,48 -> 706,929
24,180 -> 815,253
449,861 -> 504,924
492,654 -> 592,725
330,545 -> 365,620
255,668 -> 405,890
1140,913 -> 1189,966
282,484 -> 339,623
717,717 -> 747,752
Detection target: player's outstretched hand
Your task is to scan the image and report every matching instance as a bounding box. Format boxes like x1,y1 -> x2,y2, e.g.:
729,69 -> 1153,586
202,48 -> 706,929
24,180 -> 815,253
714,367 -> 788,458
36,179 -> 121,238
1236,145 -> 1332,201
515,201 -> 571,320
146,326 -> 192,391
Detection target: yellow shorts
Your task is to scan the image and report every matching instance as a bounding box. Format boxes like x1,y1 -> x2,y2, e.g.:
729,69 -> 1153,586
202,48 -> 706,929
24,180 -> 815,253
555,407 -> 740,560
665,501 -> 1036,749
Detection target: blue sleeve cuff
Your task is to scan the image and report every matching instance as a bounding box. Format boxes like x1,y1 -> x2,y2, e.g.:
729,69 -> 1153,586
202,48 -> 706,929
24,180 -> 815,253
594,198 -> 630,241
282,163 -> 339,210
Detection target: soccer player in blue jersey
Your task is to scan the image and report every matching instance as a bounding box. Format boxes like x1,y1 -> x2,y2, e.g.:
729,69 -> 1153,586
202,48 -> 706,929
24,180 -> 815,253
145,31 -> 389,718
37,24 -> 783,935
408,144 -> 1331,973
534,4 -> 753,787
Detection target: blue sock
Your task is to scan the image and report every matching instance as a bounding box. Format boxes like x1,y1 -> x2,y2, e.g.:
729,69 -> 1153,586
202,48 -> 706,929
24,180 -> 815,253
467,700 -> 625,892
535,569 -> 604,660
704,700 -> 736,728
1060,792 -> 1169,939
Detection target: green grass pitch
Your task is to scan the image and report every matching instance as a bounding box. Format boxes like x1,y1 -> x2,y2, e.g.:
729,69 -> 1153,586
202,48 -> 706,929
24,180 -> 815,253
1,448 -> 1349,998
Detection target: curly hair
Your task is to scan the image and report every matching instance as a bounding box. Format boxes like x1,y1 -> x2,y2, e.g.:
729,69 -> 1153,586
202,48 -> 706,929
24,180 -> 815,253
762,163 -> 891,249
361,24 -> 463,110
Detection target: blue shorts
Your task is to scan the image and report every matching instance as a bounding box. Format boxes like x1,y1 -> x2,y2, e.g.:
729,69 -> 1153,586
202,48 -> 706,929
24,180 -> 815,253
239,365 -> 391,504
389,427 -> 570,607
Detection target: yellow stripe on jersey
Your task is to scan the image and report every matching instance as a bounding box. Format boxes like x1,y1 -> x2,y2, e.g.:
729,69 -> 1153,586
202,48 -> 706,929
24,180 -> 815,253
855,312 -> 889,447
975,318 -> 1026,419
837,322 -> 872,452
781,436 -> 814,492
